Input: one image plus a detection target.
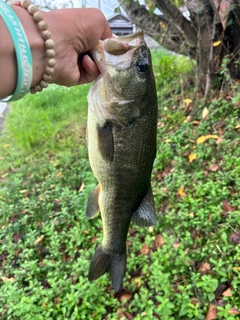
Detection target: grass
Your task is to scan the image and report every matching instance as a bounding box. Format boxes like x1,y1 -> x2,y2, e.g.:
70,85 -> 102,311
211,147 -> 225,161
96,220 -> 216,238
0,50 -> 240,319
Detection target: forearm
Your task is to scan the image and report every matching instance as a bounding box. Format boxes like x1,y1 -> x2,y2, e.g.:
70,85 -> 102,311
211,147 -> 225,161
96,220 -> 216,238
0,14 -> 17,99
0,5 -> 45,99
0,4 -> 112,100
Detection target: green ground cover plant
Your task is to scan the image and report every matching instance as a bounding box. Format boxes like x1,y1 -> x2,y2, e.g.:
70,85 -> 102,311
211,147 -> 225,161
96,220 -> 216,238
0,50 -> 239,319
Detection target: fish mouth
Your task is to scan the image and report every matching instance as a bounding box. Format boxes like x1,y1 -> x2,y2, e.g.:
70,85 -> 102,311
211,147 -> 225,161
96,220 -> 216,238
90,30 -> 145,74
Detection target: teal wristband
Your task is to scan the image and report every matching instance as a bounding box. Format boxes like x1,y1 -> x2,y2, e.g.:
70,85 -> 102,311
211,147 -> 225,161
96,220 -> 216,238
0,1 -> 32,102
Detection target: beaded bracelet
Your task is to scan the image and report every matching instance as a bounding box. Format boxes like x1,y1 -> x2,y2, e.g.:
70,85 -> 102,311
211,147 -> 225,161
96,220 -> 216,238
0,1 -> 32,102
9,0 -> 56,94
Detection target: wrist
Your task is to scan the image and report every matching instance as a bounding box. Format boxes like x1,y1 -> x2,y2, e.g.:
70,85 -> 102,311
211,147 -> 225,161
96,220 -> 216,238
11,5 -> 46,87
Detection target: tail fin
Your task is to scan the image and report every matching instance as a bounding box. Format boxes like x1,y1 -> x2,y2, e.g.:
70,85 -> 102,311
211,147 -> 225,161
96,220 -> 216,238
88,246 -> 126,292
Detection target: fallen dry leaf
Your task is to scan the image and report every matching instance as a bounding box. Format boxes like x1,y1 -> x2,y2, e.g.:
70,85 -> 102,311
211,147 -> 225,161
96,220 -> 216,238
232,267 -> 240,271
19,189 -> 28,194
2,277 -> 16,283
199,262 -> 211,274
13,233 -> 22,244
205,304 -> 217,320
222,288 -> 232,297
153,234 -> 164,250
222,200 -> 234,213
125,312 -> 134,320
56,172 -> 63,178
172,242 -> 181,249
139,244 -> 150,255
229,232 -> 240,244
184,115 -> 191,123
120,293 -> 132,303
183,98 -> 192,107
209,164 -> 219,172
197,135 -> 218,144
228,308 -> 240,315
216,137 -> 224,144
213,40 -> 221,47
34,235 -> 44,245
117,307 -> 126,319
193,120 -> 200,125
197,135 -> 206,144
79,182 -> 85,192
202,107 -> 209,119
189,153 -> 197,162
178,185 -> 186,197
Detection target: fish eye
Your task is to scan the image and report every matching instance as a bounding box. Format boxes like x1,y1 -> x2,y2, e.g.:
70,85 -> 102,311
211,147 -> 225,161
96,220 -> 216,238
136,59 -> 148,73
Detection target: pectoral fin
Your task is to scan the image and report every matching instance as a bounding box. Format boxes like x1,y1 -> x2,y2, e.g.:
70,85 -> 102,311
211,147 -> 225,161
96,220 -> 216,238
97,120 -> 114,162
132,187 -> 157,227
86,185 -> 100,219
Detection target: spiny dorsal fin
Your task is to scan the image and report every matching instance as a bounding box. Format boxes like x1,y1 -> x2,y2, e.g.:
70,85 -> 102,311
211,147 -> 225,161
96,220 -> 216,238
86,184 -> 100,219
97,120 -> 114,162
132,186 -> 157,227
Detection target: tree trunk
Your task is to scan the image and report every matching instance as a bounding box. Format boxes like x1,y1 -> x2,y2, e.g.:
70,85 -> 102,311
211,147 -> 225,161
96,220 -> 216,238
120,0 -> 240,93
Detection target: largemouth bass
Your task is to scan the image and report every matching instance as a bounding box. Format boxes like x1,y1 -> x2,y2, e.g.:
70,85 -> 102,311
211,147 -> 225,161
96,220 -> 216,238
86,30 -> 158,292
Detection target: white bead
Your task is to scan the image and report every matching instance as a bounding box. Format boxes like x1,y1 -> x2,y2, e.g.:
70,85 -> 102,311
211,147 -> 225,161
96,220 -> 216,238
33,12 -> 43,23
46,49 -> 55,58
35,85 -> 43,92
42,30 -> 51,40
22,0 -> 31,9
40,80 -> 48,88
43,74 -> 52,82
48,59 -> 56,68
45,39 -> 55,49
28,4 -> 38,15
38,20 -> 48,31
30,87 -> 36,94
45,67 -> 54,75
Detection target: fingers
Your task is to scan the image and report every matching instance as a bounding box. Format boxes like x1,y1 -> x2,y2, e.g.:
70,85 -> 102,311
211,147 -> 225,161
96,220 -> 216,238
76,8 -> 112,51
42,8 -> 111,86
79,55 -> 99,84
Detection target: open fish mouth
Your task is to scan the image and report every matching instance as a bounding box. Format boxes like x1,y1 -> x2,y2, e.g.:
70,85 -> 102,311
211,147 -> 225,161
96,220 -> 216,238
91,30 -> 146,74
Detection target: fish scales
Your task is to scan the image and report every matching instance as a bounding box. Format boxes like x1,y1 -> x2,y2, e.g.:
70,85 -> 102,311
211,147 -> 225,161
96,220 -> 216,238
86,30 -> 158,291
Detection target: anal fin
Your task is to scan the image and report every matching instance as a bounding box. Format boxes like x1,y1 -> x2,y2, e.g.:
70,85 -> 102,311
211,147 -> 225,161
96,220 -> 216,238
132,186 -> 157,227
86,184 -> 100,219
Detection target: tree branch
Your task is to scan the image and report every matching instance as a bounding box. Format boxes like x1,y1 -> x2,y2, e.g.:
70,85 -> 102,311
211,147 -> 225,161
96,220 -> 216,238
120,1 -> 186,53
153,0 -> 197,46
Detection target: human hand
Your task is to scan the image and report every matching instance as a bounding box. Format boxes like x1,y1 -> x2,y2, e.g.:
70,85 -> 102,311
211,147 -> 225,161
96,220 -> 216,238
42,8 -> 112,87
10,6 -> 112,89
0,6 -> 111,99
